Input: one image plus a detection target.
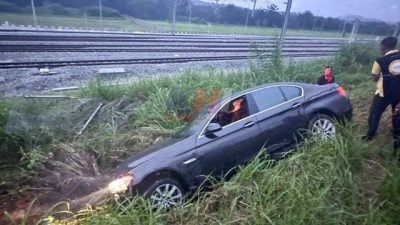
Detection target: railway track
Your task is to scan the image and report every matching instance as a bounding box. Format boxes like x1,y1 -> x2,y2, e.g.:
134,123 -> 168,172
0,33 -> 348,43
0,47 -> 339,53
0,30 -> 367,69
0,53 -> 333,69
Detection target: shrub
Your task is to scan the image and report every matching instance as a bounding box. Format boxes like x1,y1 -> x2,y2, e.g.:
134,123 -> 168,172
0,0 -> 22,13
191,17 -> 209,25
334,43 -> 378,73
41,3 -> 81,16
84,6 -> 122,18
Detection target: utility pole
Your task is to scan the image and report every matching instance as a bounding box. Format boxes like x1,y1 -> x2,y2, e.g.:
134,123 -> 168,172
349,20 -> 359,43
341,21 -> 347,37
279,0 -> 293,48
245,8 -> 250,29
84,13 -> 88,29
251,0 -> 257,17
188,0 -> 192,24
99,0 -> 103,26
172,0 -> 177,35
213,0 -> 222,23
30,0 -> 38,27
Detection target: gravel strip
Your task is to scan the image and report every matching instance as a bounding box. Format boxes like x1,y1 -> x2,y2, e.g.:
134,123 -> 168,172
0,30 -> 338,97
0,56 -> 331,97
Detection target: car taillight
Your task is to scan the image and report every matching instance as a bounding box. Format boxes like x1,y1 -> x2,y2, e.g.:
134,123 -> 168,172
337,86 -> 347,97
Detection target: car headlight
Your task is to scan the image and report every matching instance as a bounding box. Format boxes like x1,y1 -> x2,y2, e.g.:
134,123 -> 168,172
107,174 -> 134,194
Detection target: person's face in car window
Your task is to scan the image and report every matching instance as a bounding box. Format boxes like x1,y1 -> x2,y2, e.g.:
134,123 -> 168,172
230,98 -> 244,113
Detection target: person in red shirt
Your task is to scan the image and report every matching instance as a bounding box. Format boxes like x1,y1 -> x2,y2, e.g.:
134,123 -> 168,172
317,66 -> 335,85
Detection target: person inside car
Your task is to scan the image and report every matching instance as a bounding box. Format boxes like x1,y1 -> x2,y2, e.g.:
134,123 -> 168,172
212,97 -> 249,126
317,66 -> 335,85
228,97 -> 249,123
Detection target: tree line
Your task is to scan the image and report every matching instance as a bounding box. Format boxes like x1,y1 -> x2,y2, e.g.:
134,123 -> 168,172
1,0 -> 398,36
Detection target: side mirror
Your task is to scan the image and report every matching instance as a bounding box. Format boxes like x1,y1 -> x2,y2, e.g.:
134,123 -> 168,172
206,123 -> 222,134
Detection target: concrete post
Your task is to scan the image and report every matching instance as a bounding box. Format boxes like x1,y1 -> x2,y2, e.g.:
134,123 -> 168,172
99,0 -> 103,26
279,0 -> 293,48
30,0 -> 38,27
172,0 -> 177,35
188,0 -> 192,24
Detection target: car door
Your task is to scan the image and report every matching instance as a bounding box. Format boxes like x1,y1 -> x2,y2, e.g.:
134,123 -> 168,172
194,94 -> 262,182
279,85 -> 308,142
250,85 -> 305,153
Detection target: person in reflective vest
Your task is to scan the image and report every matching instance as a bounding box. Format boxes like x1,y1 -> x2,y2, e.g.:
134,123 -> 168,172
363,37 -> 400,156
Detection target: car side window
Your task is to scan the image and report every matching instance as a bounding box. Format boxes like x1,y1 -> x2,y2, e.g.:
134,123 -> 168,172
280,86 -> 302,100
251,87 -> 286,111
211,95 -> 250,127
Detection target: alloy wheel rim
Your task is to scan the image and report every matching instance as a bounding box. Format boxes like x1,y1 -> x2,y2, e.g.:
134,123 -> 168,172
150,183 -> 183,209
311,119 -> 336,140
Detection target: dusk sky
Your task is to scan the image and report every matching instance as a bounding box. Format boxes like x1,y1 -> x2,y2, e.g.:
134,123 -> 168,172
201,0 -> 400,23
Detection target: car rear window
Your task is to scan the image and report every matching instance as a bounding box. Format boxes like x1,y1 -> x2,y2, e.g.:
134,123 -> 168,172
251,87 -> 286,111
280,86 -> 302,100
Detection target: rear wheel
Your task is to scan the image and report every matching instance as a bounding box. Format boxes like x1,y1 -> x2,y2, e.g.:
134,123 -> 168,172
308,114 -> 336,140
143,178 -> 185,209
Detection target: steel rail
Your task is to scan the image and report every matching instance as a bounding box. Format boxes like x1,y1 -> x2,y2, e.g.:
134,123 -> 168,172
0,53 -> 333,69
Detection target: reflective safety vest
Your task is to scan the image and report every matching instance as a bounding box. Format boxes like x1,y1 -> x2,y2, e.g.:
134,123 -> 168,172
377,50 -> 400,101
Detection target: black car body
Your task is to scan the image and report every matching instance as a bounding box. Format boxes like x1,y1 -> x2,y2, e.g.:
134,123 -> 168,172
109,82 -> 352,207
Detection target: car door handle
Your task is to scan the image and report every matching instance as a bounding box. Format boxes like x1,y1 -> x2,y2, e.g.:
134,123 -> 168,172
243,121 -> 256,128
183,157 -> 197,165
291,102 -> 302,108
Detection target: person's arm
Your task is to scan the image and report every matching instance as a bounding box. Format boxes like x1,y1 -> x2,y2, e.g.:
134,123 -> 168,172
371,61 -> 381,81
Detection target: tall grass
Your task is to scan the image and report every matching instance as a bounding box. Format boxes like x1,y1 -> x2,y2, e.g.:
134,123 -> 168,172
75,56 -> 331,166
75,43 -> 380,167
5,43 -> 400,224
43,43 -> 400,224
58,125 -> 393,225
334,43 -> 379,74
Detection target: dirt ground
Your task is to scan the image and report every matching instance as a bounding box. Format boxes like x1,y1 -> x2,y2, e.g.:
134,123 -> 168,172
0,146 -> 113,224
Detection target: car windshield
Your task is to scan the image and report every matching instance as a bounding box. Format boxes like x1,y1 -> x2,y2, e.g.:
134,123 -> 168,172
173,101 -> 221,138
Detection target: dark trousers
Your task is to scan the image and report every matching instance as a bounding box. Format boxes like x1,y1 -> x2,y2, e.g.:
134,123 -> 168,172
366,94 -> 400,145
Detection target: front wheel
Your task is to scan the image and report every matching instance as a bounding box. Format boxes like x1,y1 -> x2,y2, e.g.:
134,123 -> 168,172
143,178 -> 185,209
308,114 -> 336,140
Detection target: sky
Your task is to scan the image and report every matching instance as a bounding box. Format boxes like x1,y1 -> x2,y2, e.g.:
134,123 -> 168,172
200,0 -> 400,23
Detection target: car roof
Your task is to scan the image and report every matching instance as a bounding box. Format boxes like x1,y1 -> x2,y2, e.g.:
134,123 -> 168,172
220,82 -> 314,102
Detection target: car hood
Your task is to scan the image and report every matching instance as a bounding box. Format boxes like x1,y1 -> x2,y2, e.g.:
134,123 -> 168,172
114,135 -> 195,176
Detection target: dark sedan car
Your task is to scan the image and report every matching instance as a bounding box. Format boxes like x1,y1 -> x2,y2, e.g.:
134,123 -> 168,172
107,82 -> 352,208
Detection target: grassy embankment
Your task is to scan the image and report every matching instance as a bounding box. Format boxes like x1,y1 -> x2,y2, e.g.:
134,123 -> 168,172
0,12 -> 373,38
0,44 -> 399,224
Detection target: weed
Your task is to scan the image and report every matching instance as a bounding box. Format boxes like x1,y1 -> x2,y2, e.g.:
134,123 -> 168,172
4,44 -> 396,224
334,43 -> 378,73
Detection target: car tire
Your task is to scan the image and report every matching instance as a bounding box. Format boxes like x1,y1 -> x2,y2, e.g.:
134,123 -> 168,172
143,177 -> 185,209
308,114 -> 336,140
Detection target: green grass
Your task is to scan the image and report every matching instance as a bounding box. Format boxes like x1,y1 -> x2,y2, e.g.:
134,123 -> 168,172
45,125 -> 400,225
2,44 -> 400,224
0,12 -> 373,38
62,44 -> 398,224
